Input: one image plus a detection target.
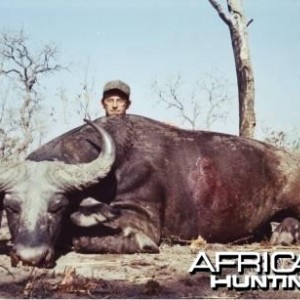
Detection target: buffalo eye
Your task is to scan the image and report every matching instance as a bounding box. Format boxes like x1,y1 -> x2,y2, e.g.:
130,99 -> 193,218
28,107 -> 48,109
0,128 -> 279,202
3,195 -> 20,214
48,197 -> 68,214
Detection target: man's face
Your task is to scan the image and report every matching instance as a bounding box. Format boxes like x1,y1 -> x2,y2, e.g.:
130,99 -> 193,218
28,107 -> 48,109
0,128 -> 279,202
102,91 -> 130,116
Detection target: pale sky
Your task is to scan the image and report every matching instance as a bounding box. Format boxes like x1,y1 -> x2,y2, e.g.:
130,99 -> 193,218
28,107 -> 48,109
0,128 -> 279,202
0,0 -> 300,142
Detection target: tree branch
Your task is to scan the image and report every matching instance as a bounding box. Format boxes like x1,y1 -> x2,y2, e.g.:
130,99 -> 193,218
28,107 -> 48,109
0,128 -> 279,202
0,30 -> 63,159
1,68 -> 23,79
247,18 -> 254,27
208,0 -> 232,26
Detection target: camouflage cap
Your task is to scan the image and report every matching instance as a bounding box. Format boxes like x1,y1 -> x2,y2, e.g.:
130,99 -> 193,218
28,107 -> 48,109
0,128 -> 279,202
103,80 -> 130,98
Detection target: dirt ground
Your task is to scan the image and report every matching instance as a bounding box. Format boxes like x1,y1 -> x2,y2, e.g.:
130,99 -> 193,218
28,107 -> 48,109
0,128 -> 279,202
1,217 -> 300,299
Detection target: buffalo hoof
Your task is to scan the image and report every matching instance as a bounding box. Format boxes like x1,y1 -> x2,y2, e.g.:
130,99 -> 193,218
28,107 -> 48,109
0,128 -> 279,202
270,217 -> 300,246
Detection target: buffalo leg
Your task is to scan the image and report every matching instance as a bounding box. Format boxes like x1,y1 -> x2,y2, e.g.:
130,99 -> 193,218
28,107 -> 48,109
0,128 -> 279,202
73,225 -> 159,254
72,200 -> 161,254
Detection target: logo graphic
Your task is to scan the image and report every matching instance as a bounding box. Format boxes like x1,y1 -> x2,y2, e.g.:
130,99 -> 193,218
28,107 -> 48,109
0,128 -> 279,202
189,251 -> 300,290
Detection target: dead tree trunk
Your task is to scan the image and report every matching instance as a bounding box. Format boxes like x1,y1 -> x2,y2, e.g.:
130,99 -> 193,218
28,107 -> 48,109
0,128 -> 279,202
0,30 -> 62,159
208,0 -> 256,138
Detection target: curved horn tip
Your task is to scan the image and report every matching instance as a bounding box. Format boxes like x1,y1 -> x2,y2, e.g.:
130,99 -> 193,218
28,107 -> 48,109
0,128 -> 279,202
84,118 -> 92,126
84,119 -> 101,133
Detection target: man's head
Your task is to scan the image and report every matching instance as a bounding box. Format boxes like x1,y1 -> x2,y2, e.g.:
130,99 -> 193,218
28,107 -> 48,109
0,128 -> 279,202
101,80 -> 131,116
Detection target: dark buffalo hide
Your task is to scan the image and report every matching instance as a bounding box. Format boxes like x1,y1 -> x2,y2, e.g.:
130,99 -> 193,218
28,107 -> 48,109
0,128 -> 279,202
2,114 -> 300,266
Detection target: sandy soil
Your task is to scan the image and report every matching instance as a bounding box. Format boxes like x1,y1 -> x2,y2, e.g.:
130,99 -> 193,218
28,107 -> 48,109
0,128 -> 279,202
1,218 -> 300,298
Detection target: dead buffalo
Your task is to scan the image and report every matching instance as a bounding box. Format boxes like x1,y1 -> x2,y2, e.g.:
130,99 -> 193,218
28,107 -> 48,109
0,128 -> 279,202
0,115 -> 299,267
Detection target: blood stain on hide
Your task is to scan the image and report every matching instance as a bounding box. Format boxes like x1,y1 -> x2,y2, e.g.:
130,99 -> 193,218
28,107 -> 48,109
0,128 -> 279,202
189,157 -> 218,202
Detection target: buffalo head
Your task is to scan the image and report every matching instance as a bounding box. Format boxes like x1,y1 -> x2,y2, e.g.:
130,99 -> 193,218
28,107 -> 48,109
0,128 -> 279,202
0,120 -> 115,267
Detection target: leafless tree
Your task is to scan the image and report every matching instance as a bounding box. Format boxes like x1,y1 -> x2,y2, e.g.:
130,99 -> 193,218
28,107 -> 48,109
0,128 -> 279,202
74,67 -> 99,120
261,125 -> 300,150
153,76 -> 199,129
208,0 -> 256,138
153,73 -> 233,130
57,65 -> 99,127
0,30 -> 63,160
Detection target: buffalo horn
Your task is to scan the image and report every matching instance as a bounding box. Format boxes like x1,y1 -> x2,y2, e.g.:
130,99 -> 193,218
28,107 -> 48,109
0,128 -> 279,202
53,119 -> 116,190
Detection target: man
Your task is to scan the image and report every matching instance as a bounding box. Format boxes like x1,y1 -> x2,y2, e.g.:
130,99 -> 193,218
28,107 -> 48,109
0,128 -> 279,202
101,80 -> 131,116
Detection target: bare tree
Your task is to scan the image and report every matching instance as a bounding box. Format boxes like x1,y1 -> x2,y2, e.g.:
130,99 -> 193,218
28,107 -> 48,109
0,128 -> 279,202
199,73 -> 233,129
74,66 -> 99,120
153,76 -> 199,129
208,0 -> 256,138
261,125 -> 300,150
0,30 -> 63,159
153,73 -> 232,130
57,64 -> 99,127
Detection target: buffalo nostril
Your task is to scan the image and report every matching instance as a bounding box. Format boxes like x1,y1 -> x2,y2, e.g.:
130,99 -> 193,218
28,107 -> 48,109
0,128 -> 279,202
12,244 -> 53,266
